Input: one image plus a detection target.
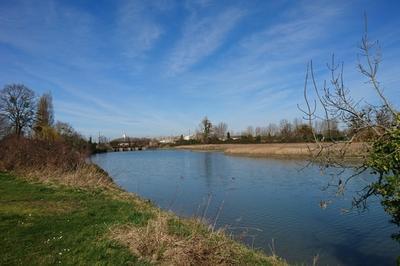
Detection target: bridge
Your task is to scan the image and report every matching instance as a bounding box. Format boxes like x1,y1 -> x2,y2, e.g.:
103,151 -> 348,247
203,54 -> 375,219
109,137 -> 157,152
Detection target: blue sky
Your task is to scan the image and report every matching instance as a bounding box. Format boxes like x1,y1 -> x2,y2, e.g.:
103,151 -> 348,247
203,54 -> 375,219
0,0 -> 399,139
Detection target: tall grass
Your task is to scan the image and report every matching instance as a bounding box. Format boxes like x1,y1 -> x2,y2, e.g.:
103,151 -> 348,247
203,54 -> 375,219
0,135 -> 287,265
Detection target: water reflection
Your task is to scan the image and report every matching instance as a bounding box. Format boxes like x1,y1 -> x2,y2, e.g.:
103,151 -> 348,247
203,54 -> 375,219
91,150 -> 399,265
202,152 -> 213,189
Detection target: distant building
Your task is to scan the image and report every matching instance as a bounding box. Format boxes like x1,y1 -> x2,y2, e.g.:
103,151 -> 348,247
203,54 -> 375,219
183,135 -> 194,141
109,135 -> 152,151
159,137 -> 176,144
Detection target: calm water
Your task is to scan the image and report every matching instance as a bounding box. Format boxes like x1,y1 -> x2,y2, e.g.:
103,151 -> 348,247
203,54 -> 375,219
91,150 -> 399,265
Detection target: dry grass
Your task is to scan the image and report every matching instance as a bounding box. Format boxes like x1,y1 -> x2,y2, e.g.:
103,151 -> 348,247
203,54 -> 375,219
175,143 -> 367,158
8,165 -> 285,265
0,133 -> 289,265
12,164 -> 159,216
15,163 -> 114,189
110,212 -> 285,266
1,164 -> 289,265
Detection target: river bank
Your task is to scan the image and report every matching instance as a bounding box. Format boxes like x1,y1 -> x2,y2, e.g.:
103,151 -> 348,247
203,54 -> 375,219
174,143 -> 366,158
0,169 -> 285,265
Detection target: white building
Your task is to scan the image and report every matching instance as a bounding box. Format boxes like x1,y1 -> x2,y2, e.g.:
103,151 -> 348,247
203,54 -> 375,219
183,135 -> 194,141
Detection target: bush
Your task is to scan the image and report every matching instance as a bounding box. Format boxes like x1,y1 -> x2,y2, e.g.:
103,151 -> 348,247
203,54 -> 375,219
0,135 -> 88,172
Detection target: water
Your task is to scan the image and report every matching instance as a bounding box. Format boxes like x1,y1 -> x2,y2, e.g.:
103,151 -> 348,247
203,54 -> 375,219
91,150 -> 399,265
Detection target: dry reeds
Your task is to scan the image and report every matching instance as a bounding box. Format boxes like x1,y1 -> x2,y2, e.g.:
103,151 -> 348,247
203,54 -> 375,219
20,163 -> 114,189
110,212 -> 285,266
176,143 -> 367,158
0,136 -> 287,265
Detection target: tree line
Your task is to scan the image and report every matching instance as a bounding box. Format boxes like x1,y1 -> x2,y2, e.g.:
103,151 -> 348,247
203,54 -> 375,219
0,84 -> 97,172
0,84 -> 88,145
176,116 -> 347,145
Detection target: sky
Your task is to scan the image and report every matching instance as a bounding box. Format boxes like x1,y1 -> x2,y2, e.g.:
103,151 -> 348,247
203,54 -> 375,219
0,0 -> 399,139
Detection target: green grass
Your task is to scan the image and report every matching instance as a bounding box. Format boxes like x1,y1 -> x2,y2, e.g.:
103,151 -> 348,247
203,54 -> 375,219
167,218 -> 193,238
0,172 -> 152,265
0,171 -> 285,266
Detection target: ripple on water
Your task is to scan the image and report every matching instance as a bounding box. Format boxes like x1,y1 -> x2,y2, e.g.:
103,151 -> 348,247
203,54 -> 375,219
91,150 -> 399,265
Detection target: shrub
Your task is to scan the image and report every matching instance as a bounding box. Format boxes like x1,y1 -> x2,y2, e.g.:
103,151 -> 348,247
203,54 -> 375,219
0,135 -> 88,172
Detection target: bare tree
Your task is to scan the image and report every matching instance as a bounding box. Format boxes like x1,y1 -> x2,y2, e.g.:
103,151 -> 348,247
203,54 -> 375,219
299,16 -> 399,220
279,119 -> 292,140
54,120 -> 89,152
55,121 -> 76,137
245,126 -> 254,137
199,116 -> 212,144
98,135 -> 109,144
0,84 -> 36,137
266,123 -> 279,137
255,126 -> 262,136
214,122 -> 228,140
293,118 -> 302,131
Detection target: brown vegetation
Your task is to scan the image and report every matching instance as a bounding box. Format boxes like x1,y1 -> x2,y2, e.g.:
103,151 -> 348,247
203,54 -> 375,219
175,143 -> 367,158
0,135 -> 112,188
0,135 -> 85,171
0,135 -> 285,265
110,213 -> 284,266
0,83 -> 287,265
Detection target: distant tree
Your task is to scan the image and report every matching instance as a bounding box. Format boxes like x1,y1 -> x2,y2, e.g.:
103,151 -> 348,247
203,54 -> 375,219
226,131 -> 231,140
34,92 -> 54,129
321,119 -> 342,140
255,126 -> 262,137
34,92 -> 56,140
240,126 -> 255,143
294,124 -> 313,141
199,116 -> 212,143
54,121 -> 88,152
98,135 -> 108,144
279,119 -> 292,141
55,121 -> 75,137
292,118 -> 302,132
214,122 -> 228,140
290,118 -> 315,142
266,123 -> 279,138
0,84 -> 35,137
178,134 -> 184,144
245,126 -> 254,137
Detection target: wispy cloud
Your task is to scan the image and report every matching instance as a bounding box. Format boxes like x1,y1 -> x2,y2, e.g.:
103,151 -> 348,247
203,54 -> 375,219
240,3 -> 345,57
0,0 -> 114,76
117,0 -> 170,58
0,0 -> 399,137
172,1 -> 347,98
159,1 -> 352,129
165,7 -> 245,75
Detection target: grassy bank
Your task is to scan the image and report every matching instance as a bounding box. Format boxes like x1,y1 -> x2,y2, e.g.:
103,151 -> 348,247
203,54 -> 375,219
174,143 -> 366,158
0,171 -> 285,265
